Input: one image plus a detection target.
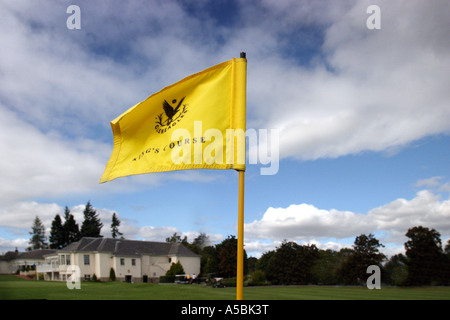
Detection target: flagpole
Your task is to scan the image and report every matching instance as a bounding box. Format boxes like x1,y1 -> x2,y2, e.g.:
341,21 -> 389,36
236,169 -> 245,300
236,51 -> 246,301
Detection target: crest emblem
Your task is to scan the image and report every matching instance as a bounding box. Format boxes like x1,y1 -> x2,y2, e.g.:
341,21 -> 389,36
155,97 -> 188,133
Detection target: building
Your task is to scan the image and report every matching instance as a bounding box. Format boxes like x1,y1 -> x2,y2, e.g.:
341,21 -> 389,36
0,249 -> 56,275
36,237 -> 200,283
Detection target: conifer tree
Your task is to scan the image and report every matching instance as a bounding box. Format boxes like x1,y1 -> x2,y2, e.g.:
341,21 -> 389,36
28,216 -> 47,250
63,206 -> 80,246
49,214 -> 65,249
111,212 -> 123,239
80,201 -> 103,238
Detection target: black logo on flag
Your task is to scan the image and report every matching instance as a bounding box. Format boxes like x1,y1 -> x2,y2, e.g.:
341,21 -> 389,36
155,97 -> 188,134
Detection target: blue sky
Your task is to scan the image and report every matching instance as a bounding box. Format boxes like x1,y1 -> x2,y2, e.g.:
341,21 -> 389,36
0,0 -> 449,257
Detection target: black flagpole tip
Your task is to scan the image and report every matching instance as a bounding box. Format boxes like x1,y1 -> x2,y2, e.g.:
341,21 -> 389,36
240,52 -> 246,59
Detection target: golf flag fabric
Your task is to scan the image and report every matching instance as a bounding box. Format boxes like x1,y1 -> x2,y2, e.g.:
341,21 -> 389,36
100,57 -> 246,183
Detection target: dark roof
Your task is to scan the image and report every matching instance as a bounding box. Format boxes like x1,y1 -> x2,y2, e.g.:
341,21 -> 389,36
59,238 -> 199,258
17,249 -> 56,260
0,251 -> 19,261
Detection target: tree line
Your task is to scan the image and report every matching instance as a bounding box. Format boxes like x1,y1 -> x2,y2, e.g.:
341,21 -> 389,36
168,226 -> 449,287
28,201 -> 122,250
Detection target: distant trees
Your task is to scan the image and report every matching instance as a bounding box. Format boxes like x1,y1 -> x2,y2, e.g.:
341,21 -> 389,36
253,227 -> 449,286
49,214 -> 65,249
383,253 -> 408,286
111,212 -> 123,239
216,235 -> 248,278
337,233 -> 386,285
49,206 -> 81,249
80,201 -> 103,238
28,216 -> 47,250
404,226 -> 449,285
166,232 -> 188,245
63,206 -> 81,246
257,241 -> 320,285
46,201 -> 123,249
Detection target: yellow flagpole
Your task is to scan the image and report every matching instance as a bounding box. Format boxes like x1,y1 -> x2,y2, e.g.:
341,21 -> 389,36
236,51 -> 246,300
236,169 -> 245,300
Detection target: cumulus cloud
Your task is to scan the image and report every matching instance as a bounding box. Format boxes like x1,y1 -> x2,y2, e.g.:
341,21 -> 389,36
245,187 -> 450,251
245,203 -> 374,241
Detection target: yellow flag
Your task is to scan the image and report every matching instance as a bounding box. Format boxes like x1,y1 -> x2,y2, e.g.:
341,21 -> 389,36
100,57 -> 246,183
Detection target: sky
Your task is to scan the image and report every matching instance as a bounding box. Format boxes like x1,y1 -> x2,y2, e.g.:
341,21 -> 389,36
0,0 -> 449,258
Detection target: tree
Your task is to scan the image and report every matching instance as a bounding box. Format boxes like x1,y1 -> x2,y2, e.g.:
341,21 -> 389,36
63,206 -> 80,246
186,233 -> 209,255
261,241 -> 319,285
109,267 -> 116,281
384,254 -> 408,286
165,232 -> 188,245
337,234 -> 385,285
201,245 -> 219,277
49,214 -> 65,249
216,235 -> 248,278
313,249 -> 351,285
404,226 -> 447,285
28,216 -> 47,250
80,201 -> 103,238
110,212 -> 123,239
166,261 -> 185,276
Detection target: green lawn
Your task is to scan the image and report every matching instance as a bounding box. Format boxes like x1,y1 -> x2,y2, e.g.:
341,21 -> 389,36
0,275 -> 449,300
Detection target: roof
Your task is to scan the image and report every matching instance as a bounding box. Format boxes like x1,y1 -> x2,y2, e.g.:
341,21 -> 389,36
15,249 -> 56,260
0,251 -> 19,261
59,237 -> 199,258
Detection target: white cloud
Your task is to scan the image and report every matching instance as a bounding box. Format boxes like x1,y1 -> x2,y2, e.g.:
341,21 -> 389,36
415,176 -> 443,188
245,203 -> 375,241
245,188 -> 450,251
0,201 -> 62,232
0,106 -> 110,205
368,190 -> 450,243
246,0 -> 450,160
0,238 -> 28,254
138,225 -> 179,242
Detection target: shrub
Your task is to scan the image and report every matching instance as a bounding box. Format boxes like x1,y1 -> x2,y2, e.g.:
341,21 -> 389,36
109,268 -> 116,281
249,270 -> 266,286
166,262 -> 185,276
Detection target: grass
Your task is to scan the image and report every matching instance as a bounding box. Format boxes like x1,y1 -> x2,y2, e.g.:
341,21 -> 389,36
1,275 -> 449,300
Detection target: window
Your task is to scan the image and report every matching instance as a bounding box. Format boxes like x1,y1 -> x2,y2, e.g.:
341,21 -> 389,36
131,259 -> 136,266
60,255 -> 65,265
168,257 -> 172,263
84,255 -> 90,265
66,255 -> 71,265
120,258 -> 125,266
84,274 -> 91,281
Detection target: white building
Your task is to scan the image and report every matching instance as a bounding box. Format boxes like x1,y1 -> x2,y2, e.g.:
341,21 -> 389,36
2,237 -> 200,283
0,249 -> 56,275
